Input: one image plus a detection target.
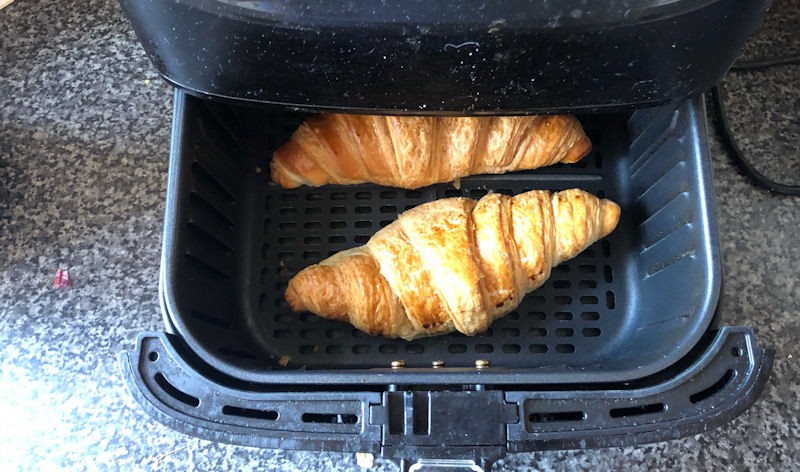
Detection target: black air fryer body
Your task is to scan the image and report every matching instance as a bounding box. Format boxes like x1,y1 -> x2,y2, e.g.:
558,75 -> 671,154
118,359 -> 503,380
118,1 -> 774,470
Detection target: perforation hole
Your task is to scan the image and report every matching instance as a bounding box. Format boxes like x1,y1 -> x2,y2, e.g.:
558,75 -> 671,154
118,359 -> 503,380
529,328 -> 547,337
581,296 -> 599,305
305,193 -> 322,201
554,296 -> 572,305
379,220 -> 393,227
508,311 -> 521,320
528,312 -> 546,321
578,265 -> 596,273
299,329 -> 317,338
405,190 -> 422,198
444,189 -> 461,197
470,188 -> 488,198
326,345 -> 344,354
329,235 -> 346,244
529,344 -> 548,353
302,413 -> 358,424
280,194 -> 298,202
279,207 -> 297,216
355,220 -> 372,229
302,251 -> 321,260
579,280 -> 597,289
331,192 -> 346,201
326,328 -> 345,339
278,222 -> 296,231
329,221 -> 346,229
556,344 -> 576,353
330,206 -> 347,215
606,291 -> 616,309
502,328 -> 520,338
582,249 -> 596,258
601,240 -> 611,257
354,235 -> 370,244
379,344 -> 398,354
529,296 -> 546,305
154,373 -> 199,407
304,221 -> 322,230
299,345 -> 321,355
380,205 -> 398,213
475,344 -> 494,353
223,405 -> 278,421
582,328 -> 601,337
304,207 -> 322,215
380,190 -> 397,199
448,344 -> 467,353
273,329 -> 291,339
555,328 -> 574,337
690,370 -> 735,403
529,411 -> 585,423
303,236 -> 321,245
604,265 -> 614,282
581,311 -> 600,321
355,206 -> 372,214
353,345 -> 371,354
274,312 -> 294,323
553,280 -> 571,289
609,403 -> 665,418
406,344 -> 425,354
597,190 -> 607,198
499,344 -> 520,353
553,265 -> 570,273
355,191 -> 372,200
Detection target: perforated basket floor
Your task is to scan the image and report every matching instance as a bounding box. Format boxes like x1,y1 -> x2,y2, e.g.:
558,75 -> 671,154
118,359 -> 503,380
160,91 -> 721,384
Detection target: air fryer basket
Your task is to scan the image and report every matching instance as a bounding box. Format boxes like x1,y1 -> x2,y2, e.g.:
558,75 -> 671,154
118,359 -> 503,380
120,90 -> 772,469
159,91 -> 720,384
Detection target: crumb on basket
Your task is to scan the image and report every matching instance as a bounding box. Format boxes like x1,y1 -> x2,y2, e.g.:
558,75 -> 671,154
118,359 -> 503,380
453,178 -> 461,190
278,355 -> 291,367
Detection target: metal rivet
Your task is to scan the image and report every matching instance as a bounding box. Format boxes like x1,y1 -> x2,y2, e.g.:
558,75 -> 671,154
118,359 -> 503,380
475,359 -> 490,369
391,360 -> 406,368
431,360 -> 445,368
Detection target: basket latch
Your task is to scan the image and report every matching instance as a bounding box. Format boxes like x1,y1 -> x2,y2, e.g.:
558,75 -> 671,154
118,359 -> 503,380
371,390 -> 518,470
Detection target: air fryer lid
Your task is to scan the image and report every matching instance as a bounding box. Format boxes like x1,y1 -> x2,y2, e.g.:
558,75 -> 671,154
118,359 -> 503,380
120,0 -> 768,112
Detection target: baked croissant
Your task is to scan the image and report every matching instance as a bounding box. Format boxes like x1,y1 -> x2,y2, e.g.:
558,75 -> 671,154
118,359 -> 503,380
270,114 -> 591,189
285,189 -> 620,340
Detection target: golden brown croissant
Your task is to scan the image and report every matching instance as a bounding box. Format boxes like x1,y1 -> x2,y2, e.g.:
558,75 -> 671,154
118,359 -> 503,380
285,189 -> 620,340
270,114 -> 591,189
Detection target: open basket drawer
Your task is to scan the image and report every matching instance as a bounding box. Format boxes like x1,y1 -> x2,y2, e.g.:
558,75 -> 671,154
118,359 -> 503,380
120,90 -> 773,470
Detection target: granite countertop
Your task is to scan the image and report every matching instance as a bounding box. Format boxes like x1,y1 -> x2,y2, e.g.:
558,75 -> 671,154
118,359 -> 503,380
0,0 -> 798,470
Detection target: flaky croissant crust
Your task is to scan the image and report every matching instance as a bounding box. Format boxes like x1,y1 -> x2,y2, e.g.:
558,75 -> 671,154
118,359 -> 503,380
286,189 -> 620,340
271,114 -> 591,189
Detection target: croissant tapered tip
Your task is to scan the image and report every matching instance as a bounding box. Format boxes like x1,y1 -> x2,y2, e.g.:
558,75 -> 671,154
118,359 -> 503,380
562,135 -> 592,164
599,199 -> 621,239
285,266 -> 349,321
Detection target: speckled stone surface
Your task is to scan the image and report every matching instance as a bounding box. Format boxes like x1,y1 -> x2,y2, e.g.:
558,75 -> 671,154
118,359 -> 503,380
0,0 -> 797,470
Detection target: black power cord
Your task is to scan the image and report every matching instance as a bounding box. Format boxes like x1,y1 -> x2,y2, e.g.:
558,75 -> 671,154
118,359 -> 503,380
710,54 -> 800,196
